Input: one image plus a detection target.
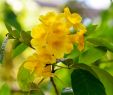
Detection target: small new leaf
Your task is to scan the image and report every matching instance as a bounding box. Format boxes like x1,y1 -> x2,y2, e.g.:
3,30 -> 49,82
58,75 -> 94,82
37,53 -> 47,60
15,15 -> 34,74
19,31 -> 31,46
5,23 -> 20,39
63,59 -> 73,67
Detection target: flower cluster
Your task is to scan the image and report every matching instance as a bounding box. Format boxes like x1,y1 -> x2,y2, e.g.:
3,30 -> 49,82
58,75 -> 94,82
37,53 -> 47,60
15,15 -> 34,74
24,7 -> 86,78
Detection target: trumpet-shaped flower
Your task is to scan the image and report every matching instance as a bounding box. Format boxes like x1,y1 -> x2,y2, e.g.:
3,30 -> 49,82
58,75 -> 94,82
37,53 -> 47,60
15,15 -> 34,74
64,7 -> 82,24
31,11 -> 74,59
23,7 -> 86,79
24,53 -> 53,78
64,7 -> 86,50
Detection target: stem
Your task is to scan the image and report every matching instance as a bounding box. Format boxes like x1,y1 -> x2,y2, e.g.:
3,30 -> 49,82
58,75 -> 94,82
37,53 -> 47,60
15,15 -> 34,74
56,58 -> 68,63
11,89 -> 29,93
38,78 -> 44,86
11,89 -> 38,94
54,64 -> 68,69
51,65 -> 59,95
51,77 -> 59,95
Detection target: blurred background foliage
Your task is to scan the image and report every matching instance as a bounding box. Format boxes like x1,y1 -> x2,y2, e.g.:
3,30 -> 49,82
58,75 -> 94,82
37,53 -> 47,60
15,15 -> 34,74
0,0 -> 113,95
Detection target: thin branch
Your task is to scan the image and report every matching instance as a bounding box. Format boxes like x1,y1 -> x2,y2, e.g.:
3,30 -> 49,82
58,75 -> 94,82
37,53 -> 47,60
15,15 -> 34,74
37,78 -> 44,86
11,89 -> 29,93
56,58 -> 68,63
54,64 -> 68,69
50,77 -> 59,95
50,65 -> 59,95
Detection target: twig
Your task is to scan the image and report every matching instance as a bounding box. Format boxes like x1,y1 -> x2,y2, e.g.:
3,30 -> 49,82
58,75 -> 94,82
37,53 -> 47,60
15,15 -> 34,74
11,89 -> 29,93
56,58 -> 68,63
37,78 -> 44,86
50,65 -> 59,95
54,64 -> 68,69
50,77 -> 59,95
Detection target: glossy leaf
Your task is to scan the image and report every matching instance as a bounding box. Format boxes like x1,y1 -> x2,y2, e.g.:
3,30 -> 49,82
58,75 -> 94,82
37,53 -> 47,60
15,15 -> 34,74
91,66 -> 113,95
4,3 -> 22,31
86,24 -> 97,35
66,45 -> 80,59
79,47 -> 107,64
53,68 -> 71,94
71,63 -> 113,95
71,69 -> 106,95
87,37 -> 113,52
12,43 -> 28,58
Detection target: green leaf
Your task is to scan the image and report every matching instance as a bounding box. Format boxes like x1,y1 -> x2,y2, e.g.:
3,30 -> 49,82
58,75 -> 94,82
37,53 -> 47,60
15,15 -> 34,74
71,69 -> 106,95
17,64 -> 34,91
10,30 -> 20,39
12,43 -> 28,58
19,31 -> 31,46
5,23 -> 12,32
4,4 -> 22,31
53,68 -> 71,93
91,66 -> 113,95
62,59 -> 73,67
0,83 -> 11,95
5,23 -> 20,39
71,64 -> 98,78
87,37 -> 113,52
71,63 -> 113,95
61,87 -> 74,95
79,47 -> 107,64
66,45 -> 80,59
86,24 -> 97,35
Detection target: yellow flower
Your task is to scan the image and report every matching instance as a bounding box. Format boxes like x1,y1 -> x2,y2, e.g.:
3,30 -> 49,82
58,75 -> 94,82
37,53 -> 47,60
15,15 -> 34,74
42,65 -> 53,77
31,24 -> 47,39
38,48 -> 56,63
70,30 -> 85,51
46,34 -> 73,58
31,24 -> 47,50
31,11 -> 74,59
64,7 -> 86,32
24,7 -> 86,80
39,12 -> 57,26
74,23 -> 86,32
24,53 -> 53,78
31,7 -> 87,58
64,7 -> 82,24
64,7 -> 86,51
